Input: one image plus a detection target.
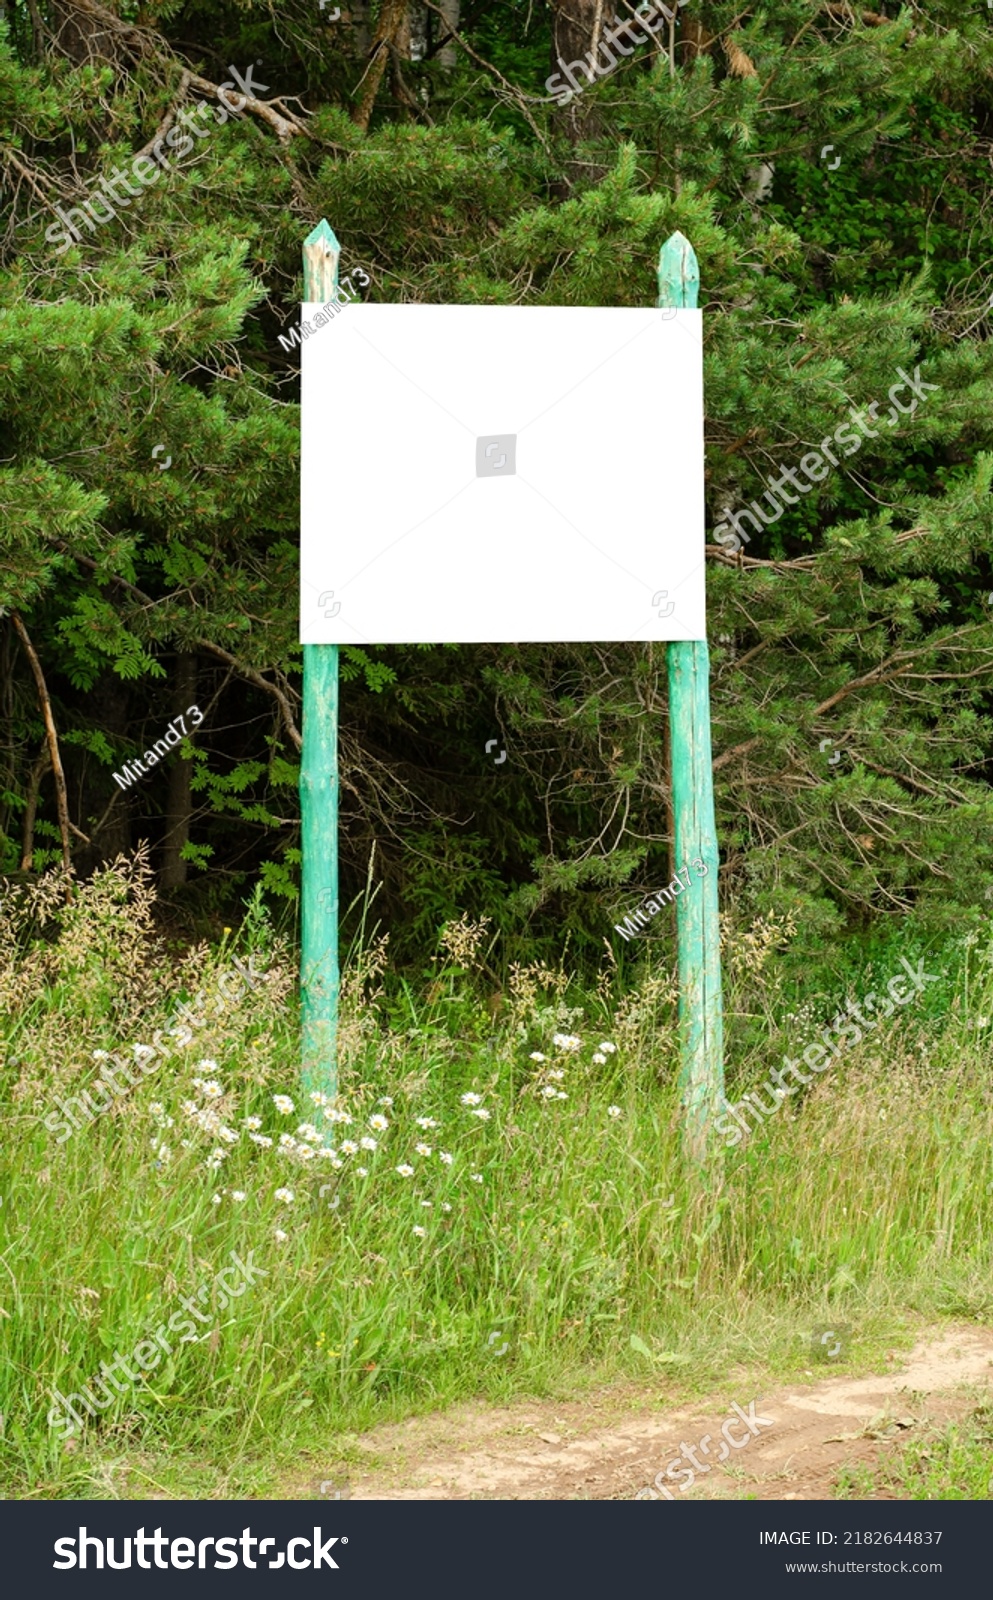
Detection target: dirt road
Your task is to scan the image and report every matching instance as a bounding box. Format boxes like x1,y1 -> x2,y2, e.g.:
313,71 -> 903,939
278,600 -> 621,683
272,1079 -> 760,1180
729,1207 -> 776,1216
301,1326 -> 993,1501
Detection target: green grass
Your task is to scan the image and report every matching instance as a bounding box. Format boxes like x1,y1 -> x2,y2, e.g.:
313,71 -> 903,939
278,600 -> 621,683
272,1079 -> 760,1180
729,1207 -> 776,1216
1,856 -> 992,1499
834,1401 -> 993,1499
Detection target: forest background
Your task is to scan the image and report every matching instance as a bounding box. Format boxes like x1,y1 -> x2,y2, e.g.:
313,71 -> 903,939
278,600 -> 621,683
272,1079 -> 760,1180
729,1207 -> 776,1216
3,0 -> 993,1501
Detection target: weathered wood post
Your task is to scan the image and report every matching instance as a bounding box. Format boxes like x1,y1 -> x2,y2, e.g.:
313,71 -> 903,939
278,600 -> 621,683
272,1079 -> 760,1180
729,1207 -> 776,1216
300,219 -> 341,1104
658,231 -> 725,1162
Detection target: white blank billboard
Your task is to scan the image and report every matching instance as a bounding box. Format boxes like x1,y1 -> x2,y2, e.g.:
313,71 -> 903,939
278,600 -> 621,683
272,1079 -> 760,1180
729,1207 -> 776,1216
301,305 -> 704,644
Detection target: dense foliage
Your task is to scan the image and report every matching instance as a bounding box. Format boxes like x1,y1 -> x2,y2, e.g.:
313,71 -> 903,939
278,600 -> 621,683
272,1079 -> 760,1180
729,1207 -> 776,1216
3,1 -> 993,970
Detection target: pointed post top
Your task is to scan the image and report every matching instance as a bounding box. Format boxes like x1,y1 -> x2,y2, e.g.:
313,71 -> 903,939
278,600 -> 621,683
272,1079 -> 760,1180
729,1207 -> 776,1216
657,231 -> 700,311
303,218 -> 341,302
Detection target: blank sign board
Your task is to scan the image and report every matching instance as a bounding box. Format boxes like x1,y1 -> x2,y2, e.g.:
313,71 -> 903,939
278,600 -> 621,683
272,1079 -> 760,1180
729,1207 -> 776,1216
300,305 -> 705,644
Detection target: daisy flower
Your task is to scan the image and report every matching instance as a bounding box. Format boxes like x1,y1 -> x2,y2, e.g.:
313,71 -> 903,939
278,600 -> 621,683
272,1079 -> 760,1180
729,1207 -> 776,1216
470,1107 -> 491,1121
317,1146 -> 338,1160
182,1099 -> 199,1117
420,1199 -> 433,1208
439,1151 -> 453,1165
231,1190 -> 247,1202
356,1166 -> 369,1178
412,1225 -> 427,1238
360,1136 -> 377,1152
309,1091 -> 332,1108
460,1092 -> 483,1106
415,1117 -> 439,1129
552,1033 -> 582,1051
272,1094 -> 295,1115
325,1108 -> 353,1126
541,1086 -> 558,1100
415,1142 -> 432,1158
92,1050 -> 109,1061
218,1125 -> 239,1144
274,1187 -> 295,1204
279,1133 -> 299,1151
396,1164 -> 415,1178
598,1042 -> 617,1054
201,1080 -> 223,1099
548,1069 -> 565,1081
211,1192 -> 223,1205
340,1140 -> 359,1156
149,1102 -> 164,1117
133,1043 -> 156,1063
529,1052 -> 546,1062
607,1105 -> 622,1119
274,1228 -> 289,1243
297,1146 -> 315,1162
471,1173 -> 483,1183
556,1091 -> 567,1100
249,1132 -> 273,1148
442,1202 -> 452,1213
243,1115 -> 262,1131
156,1145 -> 171,1163
368,1114 -> 389,1133
592,1053 -> 607,1065
198,1058 -> 219,1072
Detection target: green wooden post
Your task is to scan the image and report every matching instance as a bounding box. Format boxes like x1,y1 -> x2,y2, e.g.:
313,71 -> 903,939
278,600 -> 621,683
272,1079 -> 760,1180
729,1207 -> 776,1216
658,231 -> 725,1162
300,219 -> 341,1105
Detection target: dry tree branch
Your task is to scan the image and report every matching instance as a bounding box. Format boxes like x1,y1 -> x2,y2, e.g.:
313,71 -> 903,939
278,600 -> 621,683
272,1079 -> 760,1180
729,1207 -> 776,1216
11,613 -> 73,873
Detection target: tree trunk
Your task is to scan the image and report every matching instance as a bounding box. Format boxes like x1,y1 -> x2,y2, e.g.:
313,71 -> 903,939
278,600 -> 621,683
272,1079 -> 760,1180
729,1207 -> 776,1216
437,0 -> 459,69
159,651 -> 197,891
551,0 -> 608,145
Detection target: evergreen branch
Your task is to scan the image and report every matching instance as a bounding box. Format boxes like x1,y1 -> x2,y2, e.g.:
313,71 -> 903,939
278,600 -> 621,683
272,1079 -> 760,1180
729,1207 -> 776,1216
48,546 -> 303,753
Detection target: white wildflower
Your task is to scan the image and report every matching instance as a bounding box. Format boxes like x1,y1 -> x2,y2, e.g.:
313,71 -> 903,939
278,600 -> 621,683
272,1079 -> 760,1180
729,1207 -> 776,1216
274,1228 -> 288,1242
340,1140 -> 358,1156
415,1142 -> 432,1158
249,1132 -> 273,1148
607,1105 -> 622,1118
231,1190 -> 247,1202
412,1225 -> 427,1238
243,1115 -> 262,1131
439,1151 -> 453,1165
460,1092 -> 483,1106
359,1136 -> 377,1152
598,1042 -> 617,1054
415,1117 -> 440,1129
273,1094 -> 295,1115
396,1163 -> 415,1177
378,1096 -> 394,1108
592,1053 -> 606,1065
471,1107 -> 491,1121
529,1052 -> 546,1062
368,1114 -> 389,1132
274,1187 -> 295,1204
356,1166 -> 369,1177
